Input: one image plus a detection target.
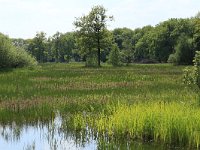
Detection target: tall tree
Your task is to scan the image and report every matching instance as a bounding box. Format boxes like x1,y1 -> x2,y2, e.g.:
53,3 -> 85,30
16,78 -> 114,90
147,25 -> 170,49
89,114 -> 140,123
74,5 -> 113,67
27,32 -> 47,63
52,32 -> 62,62
194,13 -> 200,51
168,34 -> 194,65
113,28 -> 135,65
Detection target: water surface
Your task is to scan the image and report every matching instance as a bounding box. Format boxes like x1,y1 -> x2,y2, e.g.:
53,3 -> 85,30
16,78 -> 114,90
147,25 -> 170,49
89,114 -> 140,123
0,113 -> 183,150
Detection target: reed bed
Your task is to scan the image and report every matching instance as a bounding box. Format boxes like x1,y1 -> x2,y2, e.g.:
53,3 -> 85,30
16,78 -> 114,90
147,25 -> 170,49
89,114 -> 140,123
72,102 -> 200,149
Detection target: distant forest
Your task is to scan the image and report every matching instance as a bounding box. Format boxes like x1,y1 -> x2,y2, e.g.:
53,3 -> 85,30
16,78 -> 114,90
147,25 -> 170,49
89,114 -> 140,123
2,9 -> 200,68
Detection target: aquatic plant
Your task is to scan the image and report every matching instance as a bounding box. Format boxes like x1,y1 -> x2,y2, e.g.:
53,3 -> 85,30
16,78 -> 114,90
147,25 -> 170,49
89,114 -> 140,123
72,102 -> 200,149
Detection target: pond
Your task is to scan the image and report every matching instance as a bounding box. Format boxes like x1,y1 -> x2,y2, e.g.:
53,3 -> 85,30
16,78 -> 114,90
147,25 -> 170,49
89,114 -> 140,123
0,113 -> 183,150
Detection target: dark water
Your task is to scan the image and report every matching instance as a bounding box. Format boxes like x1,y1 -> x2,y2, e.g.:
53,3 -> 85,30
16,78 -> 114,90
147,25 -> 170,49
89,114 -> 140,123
0,113 -> 183,150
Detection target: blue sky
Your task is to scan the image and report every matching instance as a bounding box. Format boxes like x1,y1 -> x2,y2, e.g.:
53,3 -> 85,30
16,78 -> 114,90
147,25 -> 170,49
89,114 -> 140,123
0,0 -> 199,39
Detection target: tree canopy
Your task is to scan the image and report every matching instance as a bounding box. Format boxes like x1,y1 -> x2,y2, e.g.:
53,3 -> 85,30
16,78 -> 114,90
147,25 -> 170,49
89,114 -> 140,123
74,5 -> 113,67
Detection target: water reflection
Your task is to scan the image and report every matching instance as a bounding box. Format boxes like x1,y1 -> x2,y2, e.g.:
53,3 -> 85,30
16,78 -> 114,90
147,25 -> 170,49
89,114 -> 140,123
0,113 -> 184,150
0,113 -> 97,150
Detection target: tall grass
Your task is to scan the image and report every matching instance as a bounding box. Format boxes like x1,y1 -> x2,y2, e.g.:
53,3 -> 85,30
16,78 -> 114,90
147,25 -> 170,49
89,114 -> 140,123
72,102 -> 200,148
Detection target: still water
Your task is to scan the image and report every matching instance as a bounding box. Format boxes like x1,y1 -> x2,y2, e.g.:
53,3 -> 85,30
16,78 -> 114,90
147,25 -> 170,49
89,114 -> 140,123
0,113 -> 182,150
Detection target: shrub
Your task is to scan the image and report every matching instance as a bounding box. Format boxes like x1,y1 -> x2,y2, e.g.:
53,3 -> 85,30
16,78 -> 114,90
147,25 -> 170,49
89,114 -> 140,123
194,51 -> 200,88
183,51 -> 200,88
168,54 -> 178,64
168,35 -> 194,65
14,48 -> 38,68
85,53 -> 98,67
108,44 -> 121,66
0,33 -> 37,68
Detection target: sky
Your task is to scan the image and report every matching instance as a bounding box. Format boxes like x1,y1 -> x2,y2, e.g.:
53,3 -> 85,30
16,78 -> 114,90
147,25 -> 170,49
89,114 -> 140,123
0,0 -> 199,39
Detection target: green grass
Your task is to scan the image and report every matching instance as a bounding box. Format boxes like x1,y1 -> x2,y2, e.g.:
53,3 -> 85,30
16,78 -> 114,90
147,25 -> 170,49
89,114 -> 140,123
0,63 -> 195,102
0,62 -> 199,148
72,102 -> 200,148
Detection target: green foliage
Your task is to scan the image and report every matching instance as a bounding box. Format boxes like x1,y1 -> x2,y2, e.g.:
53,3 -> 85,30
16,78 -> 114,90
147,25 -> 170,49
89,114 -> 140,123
120,28 -> 135,64
8,12 -> 199,66
183,51 -> 200,88
135,33 -> 151,61
73,102 -> 200,148
5,11 -> 200,66
0,33 -> 37,68
113,28 -> 135,51
52,32 -> 62,62
134,19 -> 194,63
108,44 -> 121,66
133,26 -> 154,62
74,5 -> 113,67
14,48 -> 37,68
194,51 -> 200,88
51,32 -> 75,63
168,54 -> 178,64
27,32 -> 47,63
183,66 -> 197,86
194,14 -> 200,51
0,34 -> 13,68
64,55 -> 71,63
12,38 -> 28,49
168,35 -> 194,65
85,52 -> 98,67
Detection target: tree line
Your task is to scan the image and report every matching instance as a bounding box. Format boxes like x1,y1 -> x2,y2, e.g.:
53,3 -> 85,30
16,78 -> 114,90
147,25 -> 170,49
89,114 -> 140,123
1,5 -> 200,68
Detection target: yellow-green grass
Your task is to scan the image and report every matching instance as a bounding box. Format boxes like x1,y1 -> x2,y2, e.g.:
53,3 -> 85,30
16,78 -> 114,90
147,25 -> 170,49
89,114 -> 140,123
72,102 -> 200,149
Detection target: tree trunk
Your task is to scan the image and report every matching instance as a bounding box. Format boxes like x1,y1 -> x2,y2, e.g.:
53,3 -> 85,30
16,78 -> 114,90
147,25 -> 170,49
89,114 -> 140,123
97,35 -> 101,67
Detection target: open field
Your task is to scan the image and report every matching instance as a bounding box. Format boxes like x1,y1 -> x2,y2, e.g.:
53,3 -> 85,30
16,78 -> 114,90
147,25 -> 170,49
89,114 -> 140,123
0,63 -> 199,148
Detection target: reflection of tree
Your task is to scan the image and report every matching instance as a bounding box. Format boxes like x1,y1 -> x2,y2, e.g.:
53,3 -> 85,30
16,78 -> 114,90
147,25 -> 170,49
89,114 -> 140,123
23,142 -> 35,150
0,113 -> 163,150
46,113 -> 94,149
0,123 -> 22,142
62,117 -> 92,148
0,118 -> 51,142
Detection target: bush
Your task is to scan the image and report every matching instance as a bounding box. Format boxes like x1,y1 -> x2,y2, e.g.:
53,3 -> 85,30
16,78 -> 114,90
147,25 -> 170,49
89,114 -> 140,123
14,48 -> 37,67
168,54 -> 178,64
194,51 -> 200,88
183,51 -> 200,88
168,35 -> 194,65
85,53 -> 98,67
0,33 -> 37,68
108,44 -> 121,66
0,34 -> 13,68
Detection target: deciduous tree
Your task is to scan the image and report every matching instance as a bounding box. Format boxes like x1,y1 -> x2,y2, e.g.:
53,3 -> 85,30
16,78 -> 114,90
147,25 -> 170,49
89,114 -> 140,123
74,5 -> 113,67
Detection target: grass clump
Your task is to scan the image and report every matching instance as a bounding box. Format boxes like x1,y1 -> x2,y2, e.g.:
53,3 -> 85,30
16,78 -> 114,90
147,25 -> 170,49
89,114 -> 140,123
72,102 -> 200,149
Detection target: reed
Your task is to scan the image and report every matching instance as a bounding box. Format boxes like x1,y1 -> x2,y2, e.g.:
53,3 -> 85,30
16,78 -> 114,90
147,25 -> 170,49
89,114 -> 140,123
72,102 -> 200,148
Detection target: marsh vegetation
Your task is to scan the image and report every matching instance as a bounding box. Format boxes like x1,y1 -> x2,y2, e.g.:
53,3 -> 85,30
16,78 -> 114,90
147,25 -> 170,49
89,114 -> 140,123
0,63 -> 198,149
